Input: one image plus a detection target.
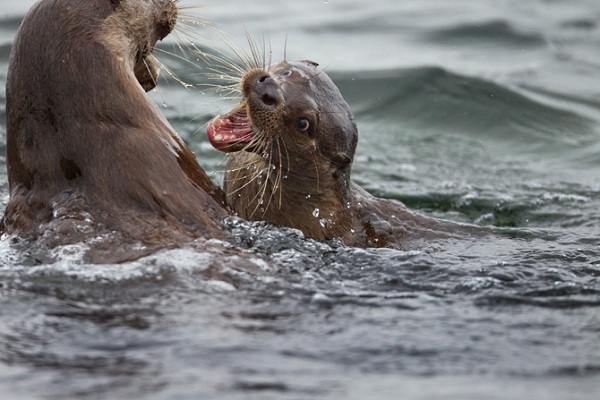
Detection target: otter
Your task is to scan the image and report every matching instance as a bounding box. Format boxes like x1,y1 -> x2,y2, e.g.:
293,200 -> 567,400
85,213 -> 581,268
2,0 -> 228,260
208,60 -> 478,249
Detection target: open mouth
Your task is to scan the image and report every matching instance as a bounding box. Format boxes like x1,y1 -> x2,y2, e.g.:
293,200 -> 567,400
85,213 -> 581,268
207,103 -> 255,152
134,49 -> 159,92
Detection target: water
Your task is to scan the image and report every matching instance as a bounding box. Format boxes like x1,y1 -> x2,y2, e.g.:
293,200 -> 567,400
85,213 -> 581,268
1,0 -> 600,399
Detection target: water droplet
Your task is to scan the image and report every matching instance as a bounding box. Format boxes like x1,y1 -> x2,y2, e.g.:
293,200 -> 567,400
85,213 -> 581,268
312,208 -> 320,218
306,194 -> 312,199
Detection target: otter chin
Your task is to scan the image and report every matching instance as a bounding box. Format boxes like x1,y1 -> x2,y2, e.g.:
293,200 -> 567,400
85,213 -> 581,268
208,60 -> 478,248
2,0 -> 228,261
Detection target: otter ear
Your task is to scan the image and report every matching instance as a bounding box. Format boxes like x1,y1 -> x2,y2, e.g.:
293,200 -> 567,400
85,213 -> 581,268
299,60 -> 319,68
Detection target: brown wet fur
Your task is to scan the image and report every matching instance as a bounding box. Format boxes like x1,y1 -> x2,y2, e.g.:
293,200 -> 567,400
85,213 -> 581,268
2,0 -> 228,261
223,61 -> 481,249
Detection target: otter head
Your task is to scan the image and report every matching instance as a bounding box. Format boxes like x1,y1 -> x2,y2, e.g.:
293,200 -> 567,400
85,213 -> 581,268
208,60 -> 358,185
208,60 -> 359,239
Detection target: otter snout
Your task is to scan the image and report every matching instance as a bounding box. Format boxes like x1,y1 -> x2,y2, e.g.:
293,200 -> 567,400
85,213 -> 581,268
255,75 -> 280,107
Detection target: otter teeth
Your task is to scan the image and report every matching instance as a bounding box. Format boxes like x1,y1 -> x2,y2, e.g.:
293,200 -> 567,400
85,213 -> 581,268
211,115 -> 225,128
213,133 -> 239,143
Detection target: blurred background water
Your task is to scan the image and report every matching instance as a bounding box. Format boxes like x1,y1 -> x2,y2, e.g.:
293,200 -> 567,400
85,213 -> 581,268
1,0 -> 600,399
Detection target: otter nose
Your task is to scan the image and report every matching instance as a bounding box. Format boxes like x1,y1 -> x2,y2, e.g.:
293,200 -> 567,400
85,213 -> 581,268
255,75 -> 279,106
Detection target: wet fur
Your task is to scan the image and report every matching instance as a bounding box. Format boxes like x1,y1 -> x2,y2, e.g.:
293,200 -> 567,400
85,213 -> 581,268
214,57 -> 480,248
2,0 -> 227,259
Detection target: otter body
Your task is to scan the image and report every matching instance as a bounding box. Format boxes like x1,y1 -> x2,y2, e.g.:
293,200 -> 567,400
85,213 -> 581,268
208,61 -> 473,248
2,0 -> 227,256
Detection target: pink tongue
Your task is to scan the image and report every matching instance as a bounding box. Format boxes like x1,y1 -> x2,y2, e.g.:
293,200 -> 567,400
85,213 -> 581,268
207,109 -> 253,152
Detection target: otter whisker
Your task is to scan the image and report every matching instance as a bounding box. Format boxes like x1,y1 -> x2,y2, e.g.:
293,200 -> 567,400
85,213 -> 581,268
174,23 -> 211,47
241,26 -> 266,70
277,132 -> 292,205
235,135 -> 274,217
251,143 -> 276,217
253,34 -> 272,71
223,168 -> 262,189
257,128 -> 288,216
198,83 -> 239,100
223,156 -> 268,182
149,53 -> 192,88
283,33 -> 289,63
202,68 -> 242,85
142,57 -> 159,88
174,1 -> 219,29
275,136 -> 285,209
210,32 -> 257,74
172,4 -> 227,59
204,55 -> 247,80
200,72 -> 243,91
170,29 -> 215,68
176,19 -> 214,34
222,130 -> 270,180
228,156 -> 263,204
202,68 -> 242,83
312,152 -> 321,193
259,137 -> 282,214
154,46 -> 207,73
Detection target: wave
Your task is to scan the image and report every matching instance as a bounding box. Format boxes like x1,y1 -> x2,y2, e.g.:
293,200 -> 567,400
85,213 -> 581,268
332,66 -> 597,144
425,20 -> 545,48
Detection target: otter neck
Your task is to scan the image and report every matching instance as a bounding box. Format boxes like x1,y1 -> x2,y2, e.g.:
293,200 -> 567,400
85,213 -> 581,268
227,154 -> 353,241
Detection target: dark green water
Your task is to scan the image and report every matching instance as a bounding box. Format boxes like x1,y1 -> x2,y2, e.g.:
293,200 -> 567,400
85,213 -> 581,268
1,1 -> 599,399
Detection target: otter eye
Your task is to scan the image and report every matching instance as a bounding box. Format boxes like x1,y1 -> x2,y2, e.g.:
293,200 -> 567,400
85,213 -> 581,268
297,118 -> 310,132
282,70 -> 292,77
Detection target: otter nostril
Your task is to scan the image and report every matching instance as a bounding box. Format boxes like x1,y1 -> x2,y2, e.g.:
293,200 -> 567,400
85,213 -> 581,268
262,93 -> 276,106
256,74 -> 277,106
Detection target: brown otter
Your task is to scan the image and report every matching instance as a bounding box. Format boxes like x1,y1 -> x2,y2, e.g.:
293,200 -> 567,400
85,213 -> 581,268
208,60 -> 479,249
2,0 -> 228,260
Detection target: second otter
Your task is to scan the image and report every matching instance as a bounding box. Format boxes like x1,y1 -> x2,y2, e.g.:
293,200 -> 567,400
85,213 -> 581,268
208,61 -> 475,248
2,0 -> 228,260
